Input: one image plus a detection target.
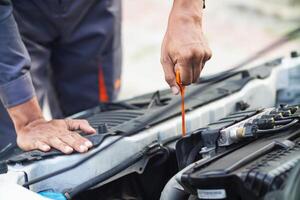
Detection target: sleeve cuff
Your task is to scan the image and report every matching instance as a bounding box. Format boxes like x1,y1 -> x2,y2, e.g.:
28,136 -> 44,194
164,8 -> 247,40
0,73 -> 36,108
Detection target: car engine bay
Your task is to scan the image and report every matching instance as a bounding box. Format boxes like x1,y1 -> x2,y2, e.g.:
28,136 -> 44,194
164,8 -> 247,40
1,51 -> 300,200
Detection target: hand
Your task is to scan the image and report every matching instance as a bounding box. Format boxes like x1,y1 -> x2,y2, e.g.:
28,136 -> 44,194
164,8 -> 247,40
16,118 -> 96,154
161,0 -> 212,94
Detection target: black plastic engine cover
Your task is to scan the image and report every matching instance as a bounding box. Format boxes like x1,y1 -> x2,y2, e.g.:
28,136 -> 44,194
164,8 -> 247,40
180,105 -> 300,200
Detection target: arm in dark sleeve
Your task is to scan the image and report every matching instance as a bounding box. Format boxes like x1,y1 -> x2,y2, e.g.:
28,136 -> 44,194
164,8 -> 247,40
0,1 -> 35,108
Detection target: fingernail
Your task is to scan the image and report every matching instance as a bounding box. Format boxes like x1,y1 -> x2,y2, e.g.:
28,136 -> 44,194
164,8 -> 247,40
91,128 -> 96,132
85,141 -> 93,148
79,145 -> 88,152
171,86 -> 179,95
65,146 -> 73,153
42,145 -> 50,151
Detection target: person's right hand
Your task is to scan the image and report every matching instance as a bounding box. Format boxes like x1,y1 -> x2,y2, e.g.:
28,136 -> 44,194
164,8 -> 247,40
16,118 -> 96,154
161,0 -> 212,95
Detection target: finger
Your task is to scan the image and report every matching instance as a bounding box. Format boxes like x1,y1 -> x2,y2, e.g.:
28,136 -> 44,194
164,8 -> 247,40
70,131 -> 93,149
192,64 -> 201,84
161,56 -> 180,95
203,44 -> 212,63
35,140 -> 51,152
192,54 -> 204,83
48,136 -> 73,154
59,132 -> 87,153
66,119 -> 96,134
60,131 -> 92,153
200,49 -> 211,73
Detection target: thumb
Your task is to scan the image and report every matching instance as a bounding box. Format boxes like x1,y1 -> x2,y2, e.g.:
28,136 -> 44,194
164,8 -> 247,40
161,57 -> 180,95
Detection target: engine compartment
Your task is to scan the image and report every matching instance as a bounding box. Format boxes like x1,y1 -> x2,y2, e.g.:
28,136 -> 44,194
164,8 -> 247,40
1,53 -> 300,200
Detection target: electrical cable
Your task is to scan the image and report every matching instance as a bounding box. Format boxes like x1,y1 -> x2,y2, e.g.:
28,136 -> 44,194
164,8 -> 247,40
274,119 -> 294,126
257,119 -> 299,134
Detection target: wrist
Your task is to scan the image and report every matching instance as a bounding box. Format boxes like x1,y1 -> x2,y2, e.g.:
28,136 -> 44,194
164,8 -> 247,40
173,0 -> 204,9
171,0 -> 203,25
7,97 -> 45,132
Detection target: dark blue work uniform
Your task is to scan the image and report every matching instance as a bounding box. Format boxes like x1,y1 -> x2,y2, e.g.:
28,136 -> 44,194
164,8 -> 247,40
0,0 -> 122,149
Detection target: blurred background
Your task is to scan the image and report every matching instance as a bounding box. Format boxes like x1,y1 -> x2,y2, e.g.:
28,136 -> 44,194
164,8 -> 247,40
119,0 -> 300,100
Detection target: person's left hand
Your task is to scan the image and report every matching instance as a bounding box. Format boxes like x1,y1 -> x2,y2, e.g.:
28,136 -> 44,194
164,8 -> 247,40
161,0 -> 212,95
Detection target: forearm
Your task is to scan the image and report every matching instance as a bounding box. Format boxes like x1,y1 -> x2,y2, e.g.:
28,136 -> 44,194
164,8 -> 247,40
7,97 -> 44,132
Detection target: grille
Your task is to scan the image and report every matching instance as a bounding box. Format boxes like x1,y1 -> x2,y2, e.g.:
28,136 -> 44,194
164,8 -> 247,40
86,110 -> 144,129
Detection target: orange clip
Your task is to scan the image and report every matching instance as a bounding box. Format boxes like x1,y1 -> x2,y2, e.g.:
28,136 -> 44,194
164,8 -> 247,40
176,70 -> 186,136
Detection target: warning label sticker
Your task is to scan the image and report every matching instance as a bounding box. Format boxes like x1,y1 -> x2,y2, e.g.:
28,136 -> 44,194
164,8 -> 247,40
197,189 -> 227,199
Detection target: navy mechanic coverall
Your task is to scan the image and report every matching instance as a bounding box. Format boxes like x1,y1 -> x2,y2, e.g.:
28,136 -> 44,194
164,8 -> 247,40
0,0 -> 122,149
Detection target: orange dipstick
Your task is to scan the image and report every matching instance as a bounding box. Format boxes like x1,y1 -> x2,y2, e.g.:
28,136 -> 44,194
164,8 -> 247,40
175,70 -> 186,136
